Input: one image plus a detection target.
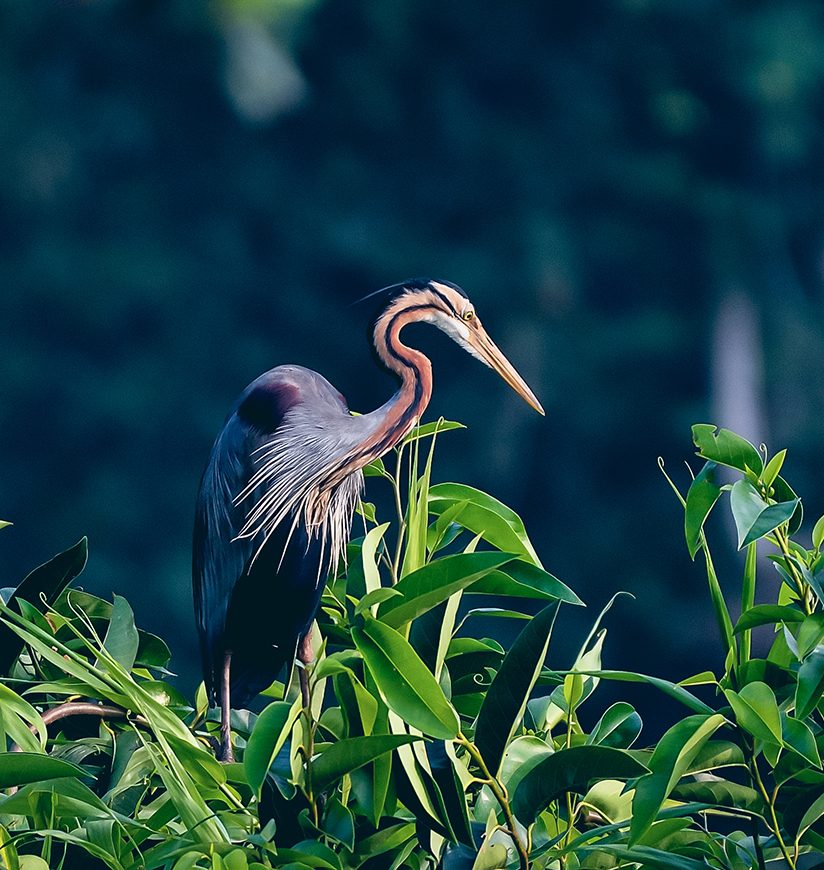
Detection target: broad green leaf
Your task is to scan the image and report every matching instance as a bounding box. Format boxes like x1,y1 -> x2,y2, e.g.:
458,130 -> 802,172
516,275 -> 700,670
101,594 -> 139,671
671,779 -> 762,815
0,537 -> 88,674
428,483 -> 541,565
684,461 -> 721,559
798,791 -> 824,842
814,515 -> 824,551
403,420 -> 465,444
796,648 -> 824,719
471,563 -> 582,605
729,479 -> 798,549
724,681 -> 782,745
512,745 -> 649,824
629,713 -> 725,845
0,683 -> 46,751
321,797 -> 355,851
311,735 -> 420,793
500,734 -> 553,797
361,523 -> 389,601
244,698 -> 301,796
0,753 -> 86,789
561,669 -> 714,715
587,701 -> 642,749
781,713 -> 820,767
579,844 -> 736,870
355,587 -> 401,617
380,552 -> 515,628
425,740 -> 475,846
691,424 -> 763,474
474,601 -> 560,775
773,475 -> 803,534
0,522 -> 10,531
352,618 -> 459,739
733,604 -> 805,633
797,612 -> 824,660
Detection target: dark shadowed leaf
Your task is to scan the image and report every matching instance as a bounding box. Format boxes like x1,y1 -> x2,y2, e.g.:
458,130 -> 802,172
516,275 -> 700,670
512,745 -> 648,824
0,538 -> 88,674
671,779 -> 763,815
474,601 -> 560,775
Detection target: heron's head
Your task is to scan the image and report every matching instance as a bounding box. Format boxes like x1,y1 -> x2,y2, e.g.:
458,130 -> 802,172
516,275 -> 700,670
370,278 -> 545,415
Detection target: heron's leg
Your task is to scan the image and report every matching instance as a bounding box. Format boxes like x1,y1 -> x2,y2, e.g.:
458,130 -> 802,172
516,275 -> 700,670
219,649 -> 235,764
297,632 -> 314,710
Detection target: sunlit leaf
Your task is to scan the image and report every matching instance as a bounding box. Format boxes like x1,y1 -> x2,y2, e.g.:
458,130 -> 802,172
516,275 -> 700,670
379,552 -> 515,628
311,734 -> 420,793
244,698 -> 302,797
352,618 -> 459,739
629,713 -> 725,845
691,424 -> 763,474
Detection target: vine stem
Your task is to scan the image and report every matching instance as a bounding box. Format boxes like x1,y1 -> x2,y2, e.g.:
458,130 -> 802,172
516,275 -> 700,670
456,732 -> 529,870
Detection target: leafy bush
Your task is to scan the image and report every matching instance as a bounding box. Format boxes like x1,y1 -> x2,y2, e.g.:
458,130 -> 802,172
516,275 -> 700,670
0,422 -> 823,869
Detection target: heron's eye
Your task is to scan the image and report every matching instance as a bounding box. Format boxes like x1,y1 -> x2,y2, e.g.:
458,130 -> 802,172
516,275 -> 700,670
462,309 -> 475,322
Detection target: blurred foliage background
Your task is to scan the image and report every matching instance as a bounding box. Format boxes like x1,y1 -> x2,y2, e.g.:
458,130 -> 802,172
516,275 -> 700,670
2,0 -> 824,706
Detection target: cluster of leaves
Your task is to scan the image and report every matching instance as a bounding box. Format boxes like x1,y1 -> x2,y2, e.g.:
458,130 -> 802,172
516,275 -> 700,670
1,422 -> 824,868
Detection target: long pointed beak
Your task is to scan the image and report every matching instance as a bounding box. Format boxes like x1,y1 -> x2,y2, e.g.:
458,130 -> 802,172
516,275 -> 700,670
468,325 -> 545,415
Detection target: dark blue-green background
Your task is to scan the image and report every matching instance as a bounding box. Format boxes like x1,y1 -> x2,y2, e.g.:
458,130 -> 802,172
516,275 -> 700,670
3,0 -> 824,705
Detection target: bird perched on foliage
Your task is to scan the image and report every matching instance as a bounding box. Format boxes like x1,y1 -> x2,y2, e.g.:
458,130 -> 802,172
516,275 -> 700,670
193,279 -> 543,761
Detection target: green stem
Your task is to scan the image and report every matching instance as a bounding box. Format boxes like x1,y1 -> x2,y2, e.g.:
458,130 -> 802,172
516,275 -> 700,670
749,752 -> 794,869
457,733 -> 529,870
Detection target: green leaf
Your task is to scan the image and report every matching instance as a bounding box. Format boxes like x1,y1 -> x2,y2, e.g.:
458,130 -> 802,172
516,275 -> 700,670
511,745 -> 648,824
587,701 -> 643,749
379,552 -> 516,628
244,698 -> 301,797
797,612 -> 824,660
733,604 -> 805,633
320,797 -> 355,851
474,601 -> 560,775
564,669 -> 714,715
691,424 -> 763,474
0,538 -> 88,674
724,681 -> 782,745
781,713 -> 820,767
762,448 -> 786,487
796,648 -> 824,719
311,734 -> 420,793
813,515 -> 824,551
0,521 -> 11,531
671,779 -> 763,815
403,420 -> 466,444
798,791 -> 824,842
0,753 -> 87,789
352,618 -> 459,739
684,461 -> 721,559
428,483 -> 542,565
773,475 -> 803,534
101,595 -> 139,671
729,479 -> 798,549
471,563 -> 582,605
500,734 -> 553,798
629,713 -> 725,845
